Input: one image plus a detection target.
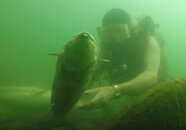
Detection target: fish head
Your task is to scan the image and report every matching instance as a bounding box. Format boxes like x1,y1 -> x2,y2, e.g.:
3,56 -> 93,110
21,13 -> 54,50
61,32 -> 98,73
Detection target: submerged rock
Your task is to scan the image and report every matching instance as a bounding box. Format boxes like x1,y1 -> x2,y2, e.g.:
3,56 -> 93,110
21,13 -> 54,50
103,78 -> 186,130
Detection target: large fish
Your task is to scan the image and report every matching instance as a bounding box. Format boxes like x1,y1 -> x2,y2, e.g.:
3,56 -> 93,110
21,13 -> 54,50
51,32 -> 97,117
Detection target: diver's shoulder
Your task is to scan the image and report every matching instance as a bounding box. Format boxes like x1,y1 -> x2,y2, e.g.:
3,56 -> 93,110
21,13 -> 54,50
147,36 -> 160,52
148,35 -> 159,43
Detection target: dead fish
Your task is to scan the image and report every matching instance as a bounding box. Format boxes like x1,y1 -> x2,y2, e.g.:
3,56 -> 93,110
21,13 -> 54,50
51,32 -> 97,117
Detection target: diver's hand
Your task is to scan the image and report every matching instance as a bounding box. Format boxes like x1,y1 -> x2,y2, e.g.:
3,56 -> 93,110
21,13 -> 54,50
79,86 -> 115,109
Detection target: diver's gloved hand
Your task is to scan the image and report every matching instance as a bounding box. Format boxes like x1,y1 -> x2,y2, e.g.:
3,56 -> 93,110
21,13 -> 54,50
79,86 -> 115,109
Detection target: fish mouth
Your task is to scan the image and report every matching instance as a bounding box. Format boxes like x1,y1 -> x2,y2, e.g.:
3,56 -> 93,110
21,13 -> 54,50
48,32 -> 97,57
74,32 -> 96,43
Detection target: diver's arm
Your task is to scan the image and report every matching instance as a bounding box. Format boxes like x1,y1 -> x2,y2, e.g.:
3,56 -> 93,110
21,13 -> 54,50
117,36 -> 160,95
80,36 -> 160,109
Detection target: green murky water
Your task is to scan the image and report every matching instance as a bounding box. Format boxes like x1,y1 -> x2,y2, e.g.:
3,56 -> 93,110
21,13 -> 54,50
0,0 -> 186,129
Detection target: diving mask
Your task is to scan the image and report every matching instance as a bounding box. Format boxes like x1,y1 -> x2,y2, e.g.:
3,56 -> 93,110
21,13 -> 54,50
97,24 -> 131,42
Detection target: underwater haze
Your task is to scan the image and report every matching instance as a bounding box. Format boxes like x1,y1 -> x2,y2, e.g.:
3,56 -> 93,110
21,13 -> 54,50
1,0 -> 186,129
0,0 -> 186,87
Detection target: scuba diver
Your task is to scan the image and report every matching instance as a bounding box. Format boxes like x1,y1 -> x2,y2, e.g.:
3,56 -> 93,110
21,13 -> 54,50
80,8 -> 168,109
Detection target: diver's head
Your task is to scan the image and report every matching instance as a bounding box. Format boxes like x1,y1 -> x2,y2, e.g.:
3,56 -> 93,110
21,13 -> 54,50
97,8 -> 131,43
102,8 -> 131,25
